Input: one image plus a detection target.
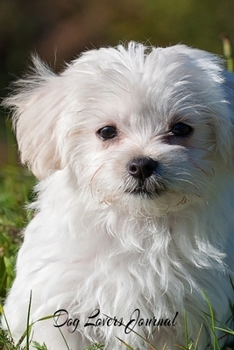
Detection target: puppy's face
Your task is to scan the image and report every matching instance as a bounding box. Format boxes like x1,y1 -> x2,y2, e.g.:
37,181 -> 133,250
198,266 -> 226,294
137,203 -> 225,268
62,45 -> 234,215
7,43 -> 234,216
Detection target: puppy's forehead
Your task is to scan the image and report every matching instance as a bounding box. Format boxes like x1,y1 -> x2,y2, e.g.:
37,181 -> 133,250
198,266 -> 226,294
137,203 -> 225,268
71,47 -> 190,100
71,45 -> 194,88
65,43 -> 224,130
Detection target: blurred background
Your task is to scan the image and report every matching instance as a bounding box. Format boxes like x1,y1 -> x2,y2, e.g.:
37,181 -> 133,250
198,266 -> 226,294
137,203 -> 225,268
0,0 -> 234,167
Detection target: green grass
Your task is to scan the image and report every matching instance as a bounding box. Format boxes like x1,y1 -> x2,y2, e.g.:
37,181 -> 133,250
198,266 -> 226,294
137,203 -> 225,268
0,166 -> 35,300
0,293 -> 233,350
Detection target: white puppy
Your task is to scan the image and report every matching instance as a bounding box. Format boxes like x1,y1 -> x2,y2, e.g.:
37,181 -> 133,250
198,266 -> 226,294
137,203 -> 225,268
2,42 -> 234,350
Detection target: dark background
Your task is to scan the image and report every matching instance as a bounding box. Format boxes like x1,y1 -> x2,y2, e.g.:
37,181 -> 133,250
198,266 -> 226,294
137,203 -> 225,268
1,0 -> 234,166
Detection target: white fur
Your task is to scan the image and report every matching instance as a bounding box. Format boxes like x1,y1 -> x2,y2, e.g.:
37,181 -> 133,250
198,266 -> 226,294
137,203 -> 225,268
2,42 -> 234,349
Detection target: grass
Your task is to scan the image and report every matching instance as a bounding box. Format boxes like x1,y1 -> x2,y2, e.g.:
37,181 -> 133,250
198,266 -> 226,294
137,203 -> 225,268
0,291 -> 233,350
0,165 -> 35,300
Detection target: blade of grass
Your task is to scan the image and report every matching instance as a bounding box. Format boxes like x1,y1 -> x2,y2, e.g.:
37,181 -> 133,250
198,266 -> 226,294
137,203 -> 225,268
26,290 -> 33,350
215,327 -> 234,337
193,323 -> 203,350
115,336 -> 135,350
103,313 -> 158,350
202,291 -> 221,350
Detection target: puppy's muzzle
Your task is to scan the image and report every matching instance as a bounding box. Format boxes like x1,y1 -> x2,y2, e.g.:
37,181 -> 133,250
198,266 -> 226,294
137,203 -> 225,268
126,157 -> 164,197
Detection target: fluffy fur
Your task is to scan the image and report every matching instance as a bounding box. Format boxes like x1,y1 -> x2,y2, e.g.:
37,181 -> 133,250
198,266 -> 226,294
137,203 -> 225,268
2,42 -> 234,349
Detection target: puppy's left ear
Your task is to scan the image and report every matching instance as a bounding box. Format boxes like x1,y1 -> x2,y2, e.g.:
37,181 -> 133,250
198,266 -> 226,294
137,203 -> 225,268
3,57 -> 66,179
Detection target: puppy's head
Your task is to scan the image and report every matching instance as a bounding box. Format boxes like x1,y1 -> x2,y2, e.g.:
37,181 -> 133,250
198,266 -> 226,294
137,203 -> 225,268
4,42 -> 234,215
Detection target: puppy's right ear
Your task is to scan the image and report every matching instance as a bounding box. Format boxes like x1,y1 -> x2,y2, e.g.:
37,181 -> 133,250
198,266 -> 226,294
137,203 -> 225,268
3,57 -> 65,179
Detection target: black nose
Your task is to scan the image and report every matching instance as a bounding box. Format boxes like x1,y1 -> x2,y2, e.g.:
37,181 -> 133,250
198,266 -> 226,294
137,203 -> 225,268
127,157 -> 158,181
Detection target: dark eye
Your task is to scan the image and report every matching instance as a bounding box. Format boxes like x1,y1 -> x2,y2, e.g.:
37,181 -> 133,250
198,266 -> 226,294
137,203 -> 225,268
97,126 -> 118,140
170,123 -> 193,137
